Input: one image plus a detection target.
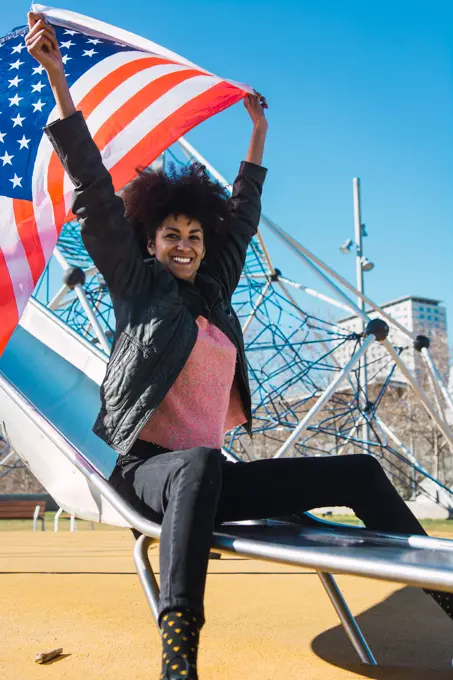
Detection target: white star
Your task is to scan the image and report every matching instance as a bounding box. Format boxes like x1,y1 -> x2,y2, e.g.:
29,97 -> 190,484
9,173 -> 23,188
31,81 -> 46,93
32,64 -> 45,75
8,75 -> 23,88
11,113 -> 25,127
8,94 -> 23,107
86,38 -> 102,45
0,150 -> 14,166
64,29 -> 78,35
59,39 -> 75,49
82,49 -> 97,58
32,99 -> 46,112
0,131 -> 6,143
9,59 -> 24,70
11,43 -> 26,54
114,42 -> 127,47
17,134 -> 31,149
61,54 -> 72,64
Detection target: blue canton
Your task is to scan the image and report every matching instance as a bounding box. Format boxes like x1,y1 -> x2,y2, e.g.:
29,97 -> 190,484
0,23 -> 137,201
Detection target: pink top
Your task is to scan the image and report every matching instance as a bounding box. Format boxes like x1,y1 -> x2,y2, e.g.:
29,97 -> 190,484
139,315 -> 247,450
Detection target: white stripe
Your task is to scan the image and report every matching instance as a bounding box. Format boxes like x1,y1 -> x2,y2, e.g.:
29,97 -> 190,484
64,74 -> 222,215
0,197 -> 35,317
32,3 -> 213,74
101,75 -> 221,172
63,62 -> 193,200
32,51 -> 163,246
47,50 -> 151,126
31,134 -> 59,263
86,63 -> 194,137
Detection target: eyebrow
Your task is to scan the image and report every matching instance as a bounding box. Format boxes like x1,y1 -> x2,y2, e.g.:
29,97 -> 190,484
163,226 -> 202,234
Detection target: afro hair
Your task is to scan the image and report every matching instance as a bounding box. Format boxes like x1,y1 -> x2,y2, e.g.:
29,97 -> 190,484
122,162 -> 232,263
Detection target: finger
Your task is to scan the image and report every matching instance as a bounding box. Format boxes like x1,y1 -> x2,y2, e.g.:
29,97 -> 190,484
26,27 -> 58,53
26,28 -> 54,50
27,33 -> 54,57
26,16 -> 49,37
27,11 -> 44,30
26,18 -> 57,43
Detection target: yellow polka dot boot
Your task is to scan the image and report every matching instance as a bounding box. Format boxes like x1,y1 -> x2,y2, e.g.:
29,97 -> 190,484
160,609 -> 201,680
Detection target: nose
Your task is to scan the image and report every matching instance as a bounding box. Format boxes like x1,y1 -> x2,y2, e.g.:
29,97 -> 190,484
175,239 -> 193,252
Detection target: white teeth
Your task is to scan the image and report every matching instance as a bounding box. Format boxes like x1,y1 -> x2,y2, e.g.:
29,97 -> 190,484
172,257 -> 191,263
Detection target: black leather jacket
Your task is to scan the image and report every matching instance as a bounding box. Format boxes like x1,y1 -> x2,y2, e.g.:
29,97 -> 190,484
44,111 -> 267,455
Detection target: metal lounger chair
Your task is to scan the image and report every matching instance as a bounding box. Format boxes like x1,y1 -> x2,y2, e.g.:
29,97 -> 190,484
2,301 -> 453,668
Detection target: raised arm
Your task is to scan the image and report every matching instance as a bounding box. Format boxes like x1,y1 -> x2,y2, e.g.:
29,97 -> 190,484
26,12 -> 152,298
206,94 -> 268,299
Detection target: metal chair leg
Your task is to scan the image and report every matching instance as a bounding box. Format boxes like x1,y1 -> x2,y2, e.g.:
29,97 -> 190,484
317,571 -> 377,666
133,533 -> 160,625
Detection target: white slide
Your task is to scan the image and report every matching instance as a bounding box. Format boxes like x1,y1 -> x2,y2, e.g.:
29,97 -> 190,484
0,300 -> 130,527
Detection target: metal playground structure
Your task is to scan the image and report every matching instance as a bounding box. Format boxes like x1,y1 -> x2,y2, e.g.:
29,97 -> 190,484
1,136 -> 452,512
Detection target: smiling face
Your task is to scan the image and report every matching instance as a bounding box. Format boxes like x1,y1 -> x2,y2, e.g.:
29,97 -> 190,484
147,214 -> 206,284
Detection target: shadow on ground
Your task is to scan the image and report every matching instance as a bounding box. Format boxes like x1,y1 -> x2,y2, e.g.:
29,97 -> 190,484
312,586 -> 453,678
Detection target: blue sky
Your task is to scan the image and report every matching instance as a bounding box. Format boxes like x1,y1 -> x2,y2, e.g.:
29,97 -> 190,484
3,1 -> 453,334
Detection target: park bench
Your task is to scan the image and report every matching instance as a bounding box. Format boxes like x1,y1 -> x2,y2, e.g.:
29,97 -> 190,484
0,499 -> 46,531
2,301 -> 453,667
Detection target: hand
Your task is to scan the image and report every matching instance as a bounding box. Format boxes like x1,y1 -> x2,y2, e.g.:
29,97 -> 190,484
26,12 -> 64,77
244,92 -> 268,128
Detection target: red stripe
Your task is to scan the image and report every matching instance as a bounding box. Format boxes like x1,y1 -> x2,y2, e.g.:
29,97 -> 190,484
12,199 -> 46,285
93,68 -> 202,150
78,56 -> 175,115
46,56 -> 184,221
47,72 -> 244,228
108,81 -> 245,192
0,250 -> 19,356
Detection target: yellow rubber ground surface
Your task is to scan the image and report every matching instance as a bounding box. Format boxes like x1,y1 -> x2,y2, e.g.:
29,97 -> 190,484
1,530 -> 453,680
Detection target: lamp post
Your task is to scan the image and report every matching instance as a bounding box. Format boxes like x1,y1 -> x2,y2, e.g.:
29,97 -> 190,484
340,178 -> 375,453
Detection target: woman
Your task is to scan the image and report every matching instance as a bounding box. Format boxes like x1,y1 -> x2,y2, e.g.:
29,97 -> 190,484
27,13 -> 452,680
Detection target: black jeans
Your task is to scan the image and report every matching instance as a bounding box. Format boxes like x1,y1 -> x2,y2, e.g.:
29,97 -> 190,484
109,440 -> 427,626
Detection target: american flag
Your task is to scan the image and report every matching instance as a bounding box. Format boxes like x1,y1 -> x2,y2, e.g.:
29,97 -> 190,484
0,7 -> 249,354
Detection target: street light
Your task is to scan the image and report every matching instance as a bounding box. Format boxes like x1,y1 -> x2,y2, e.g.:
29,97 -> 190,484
361,256 -> 375,272
338,177 -> 373,452
339,239 -> 353,255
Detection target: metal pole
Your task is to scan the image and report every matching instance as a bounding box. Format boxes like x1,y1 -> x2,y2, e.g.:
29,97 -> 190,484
383,339 -> 453,447
262,215 -> 417,341
421,348 -> 453,422
53,248 -> 111,354
279,276 -> 353,313
263,215 -> 368,322
353,178 -> 371,452
54,507 -> 63,532
274,334 -> 376,458
73,284 -> 111,354
133,534 -> 160,623
317,572 -> 377,665
241,280 -> 272,335
33,505 -> 40,533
